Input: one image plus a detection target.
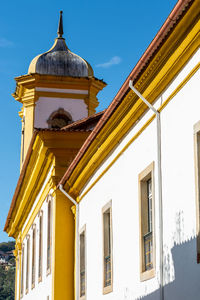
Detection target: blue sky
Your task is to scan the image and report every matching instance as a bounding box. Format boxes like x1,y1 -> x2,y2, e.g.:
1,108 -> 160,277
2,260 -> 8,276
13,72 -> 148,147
0,0 -> 177,242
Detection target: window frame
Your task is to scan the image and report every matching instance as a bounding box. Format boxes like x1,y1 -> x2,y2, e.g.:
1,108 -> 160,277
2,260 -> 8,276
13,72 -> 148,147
31,224 -> 36,289
38,210 -> 43,283
138,162 -> 155,281
102,200 -> 113,294
79,224 -> 86,300
46,196 -> 52,275
25,235 -> 30,294
194,121 -> 200,263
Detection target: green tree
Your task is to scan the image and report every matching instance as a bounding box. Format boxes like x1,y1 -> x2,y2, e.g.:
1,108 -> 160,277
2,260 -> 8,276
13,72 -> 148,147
0,241 -> 15,253
0,241 -> 15,300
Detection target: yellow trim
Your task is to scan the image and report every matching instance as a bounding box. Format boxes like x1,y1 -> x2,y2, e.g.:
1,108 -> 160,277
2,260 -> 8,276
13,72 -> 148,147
7,129 -> 90,238
21,173 -> 55,241
36,91 -> 88,99
66,9 -> 200,196
7,140 -> 53,237
52,190 -> 74,300
14,252 -> 18,300
79,115 -> 155,200
13,73 -> 105,161
158,61 -> 200,113
78,62 -> 200,200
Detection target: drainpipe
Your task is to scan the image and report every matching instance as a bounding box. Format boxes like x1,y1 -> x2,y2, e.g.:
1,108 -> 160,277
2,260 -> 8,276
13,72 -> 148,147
59,184 -> 80,300
129,81 -> 164,300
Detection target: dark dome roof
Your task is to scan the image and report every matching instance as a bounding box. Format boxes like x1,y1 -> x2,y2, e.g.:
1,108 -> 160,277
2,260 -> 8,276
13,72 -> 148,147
28,11 -> 93,77
28,37 -> 93,77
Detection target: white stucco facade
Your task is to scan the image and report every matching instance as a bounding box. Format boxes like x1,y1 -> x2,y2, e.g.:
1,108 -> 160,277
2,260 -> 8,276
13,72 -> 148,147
16,168 -> 54,300
34,92 -> 88,129
78,49 -> 200,300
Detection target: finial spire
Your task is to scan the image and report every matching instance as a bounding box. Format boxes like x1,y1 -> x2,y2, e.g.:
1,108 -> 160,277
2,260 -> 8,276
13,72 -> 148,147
57,11 -> 64,38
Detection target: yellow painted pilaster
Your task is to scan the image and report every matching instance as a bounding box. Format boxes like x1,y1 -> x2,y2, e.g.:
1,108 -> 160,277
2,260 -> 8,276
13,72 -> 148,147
13,249 -> 18,300
23,99 -> 35,161
16,240 -> 22,300
52,190 -> 74,300
71,205 -> 76,298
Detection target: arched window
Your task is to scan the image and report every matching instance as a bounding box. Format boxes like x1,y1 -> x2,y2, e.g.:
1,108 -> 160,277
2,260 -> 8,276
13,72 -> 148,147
47,108 -> 72,129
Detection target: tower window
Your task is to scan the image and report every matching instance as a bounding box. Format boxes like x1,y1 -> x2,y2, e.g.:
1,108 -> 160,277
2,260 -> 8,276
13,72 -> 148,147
47,108 -> 72,129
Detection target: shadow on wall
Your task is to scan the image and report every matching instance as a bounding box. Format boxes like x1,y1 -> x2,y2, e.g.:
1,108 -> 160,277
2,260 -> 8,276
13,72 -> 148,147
136,236 -> 200,300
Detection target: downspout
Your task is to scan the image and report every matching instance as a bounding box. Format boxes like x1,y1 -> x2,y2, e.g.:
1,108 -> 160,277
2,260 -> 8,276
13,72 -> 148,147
59,184 -> 80,300
129,81 -> 164,300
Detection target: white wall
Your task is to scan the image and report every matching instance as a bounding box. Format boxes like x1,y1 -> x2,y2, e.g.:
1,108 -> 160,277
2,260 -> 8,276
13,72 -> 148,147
34,95 -> 88,128
78,49 -> 200,300
18,168 -> 54,300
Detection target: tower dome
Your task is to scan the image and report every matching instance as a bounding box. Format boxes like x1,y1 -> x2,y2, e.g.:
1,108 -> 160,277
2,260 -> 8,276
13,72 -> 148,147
28,11 -> 93,77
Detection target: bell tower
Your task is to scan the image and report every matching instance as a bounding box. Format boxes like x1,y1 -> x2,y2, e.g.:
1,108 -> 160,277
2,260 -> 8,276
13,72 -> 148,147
13,11 -> 106,169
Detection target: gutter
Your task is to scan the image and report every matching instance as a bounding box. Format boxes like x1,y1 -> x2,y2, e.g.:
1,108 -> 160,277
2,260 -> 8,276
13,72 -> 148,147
59,184 -> 80,300
129,81 -> 164,300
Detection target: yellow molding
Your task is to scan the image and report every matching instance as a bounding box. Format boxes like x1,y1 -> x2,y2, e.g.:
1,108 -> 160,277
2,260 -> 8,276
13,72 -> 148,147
21,173 -> 55,241
18,240 -> 22,300
19,153 -> 53,233
67,20 -> 200,193
158,61 -> 200,113
7,129 -> 90,238
13,72 -> 106,164
7,139 -> 51,237
15,253 -> 18,300
36,91 -> 88,100
77,61 -> 200,200
13,74 -> 105,103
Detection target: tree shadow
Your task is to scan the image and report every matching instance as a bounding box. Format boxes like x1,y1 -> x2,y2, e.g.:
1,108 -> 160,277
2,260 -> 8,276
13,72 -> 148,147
136,236 -> 200,299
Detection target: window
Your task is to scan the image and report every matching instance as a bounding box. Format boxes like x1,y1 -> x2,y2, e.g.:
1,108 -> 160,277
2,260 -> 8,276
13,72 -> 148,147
47,108 -> 72,129
26,235 -> 30,293
194,121 -> 200,262
80,226 -> 86,299
139,162 -> 155,281
38,211 -> 43,282
20,244 -> 24,298
47,198 -> 52,274
102,201 -> 113,294
32,225 -> 36,288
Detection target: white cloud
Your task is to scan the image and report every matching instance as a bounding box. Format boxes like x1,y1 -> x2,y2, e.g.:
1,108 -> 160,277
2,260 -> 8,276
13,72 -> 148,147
96,56 -> 121,68
0,38 -> 14,48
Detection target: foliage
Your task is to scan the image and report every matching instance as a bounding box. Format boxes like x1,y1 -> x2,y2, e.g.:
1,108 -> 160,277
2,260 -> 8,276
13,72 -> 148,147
0,242 -> 15,300
0,265 -> 15,300
0,241 -> 15,253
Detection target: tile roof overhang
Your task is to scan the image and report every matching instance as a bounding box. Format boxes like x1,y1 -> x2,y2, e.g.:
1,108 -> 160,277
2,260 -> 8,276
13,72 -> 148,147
59,0 -> 195,188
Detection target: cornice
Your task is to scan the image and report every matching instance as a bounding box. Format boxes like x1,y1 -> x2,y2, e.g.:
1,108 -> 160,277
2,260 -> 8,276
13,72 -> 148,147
65,11 -> 200,197
6,130 -> 91,237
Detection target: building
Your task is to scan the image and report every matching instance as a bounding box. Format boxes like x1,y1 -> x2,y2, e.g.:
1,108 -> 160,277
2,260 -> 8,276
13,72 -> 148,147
4,1 -> 200,300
